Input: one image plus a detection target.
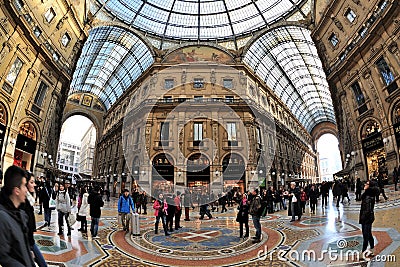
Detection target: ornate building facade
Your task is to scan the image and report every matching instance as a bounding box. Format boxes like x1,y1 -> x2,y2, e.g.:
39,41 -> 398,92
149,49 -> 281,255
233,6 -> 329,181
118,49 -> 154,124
312,0 -> 399,180
94,46 -> 319,196
0,0 -> 86,178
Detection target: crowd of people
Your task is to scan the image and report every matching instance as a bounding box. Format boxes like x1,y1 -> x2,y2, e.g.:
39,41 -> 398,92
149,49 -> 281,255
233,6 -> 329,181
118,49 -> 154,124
0,163 -> 392,265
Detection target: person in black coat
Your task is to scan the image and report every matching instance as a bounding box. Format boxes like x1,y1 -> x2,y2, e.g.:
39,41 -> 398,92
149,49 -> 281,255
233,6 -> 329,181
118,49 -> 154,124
0,165 -> 35,267
88,186 -> 104,239
237,194 -> 249,238
359,180 -> 379,256
308,184 -> 319,214
40,180 -> 54,227
166,194 -> 176,232
288,182 -> 302,222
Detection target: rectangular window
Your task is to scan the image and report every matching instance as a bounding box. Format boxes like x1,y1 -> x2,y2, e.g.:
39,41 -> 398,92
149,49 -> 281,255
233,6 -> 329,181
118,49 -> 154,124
376,57 -> 395,86
225,96 -> 234,103
345,8 -> 356,23
358,27 -> 367,38
159,122 -> 169,147
45,7 -> 56,23
329,33 -> 339,47
14,0 -> 24,10
6,57 -> 23,86
164,79 -> 174,89
61,32 -> 71,47
223,79 -> 233,89
33,26 -> 42,37
227,122 -> 237,146
351,82 -> 365,106
31,81 -> 48,115
194,122 -> 203,146
193,78 -> 204,89
194,96 -> 203,102
256,127 -> 262,144
163,96 -> 172,103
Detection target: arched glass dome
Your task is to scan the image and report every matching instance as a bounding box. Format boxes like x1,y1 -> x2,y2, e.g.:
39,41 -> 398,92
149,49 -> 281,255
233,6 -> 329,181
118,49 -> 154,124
70,26 -> 154,109
90,0 -> 308,43
244,26 -> 335,132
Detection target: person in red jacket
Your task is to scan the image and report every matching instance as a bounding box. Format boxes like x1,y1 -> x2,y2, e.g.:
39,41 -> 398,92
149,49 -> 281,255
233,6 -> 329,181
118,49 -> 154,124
174,191 -> 183,230
153,193 -> 169,236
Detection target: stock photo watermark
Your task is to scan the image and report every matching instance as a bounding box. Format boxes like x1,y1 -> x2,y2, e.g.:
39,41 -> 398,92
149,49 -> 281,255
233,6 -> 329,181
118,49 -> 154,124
257,239 -> 396,263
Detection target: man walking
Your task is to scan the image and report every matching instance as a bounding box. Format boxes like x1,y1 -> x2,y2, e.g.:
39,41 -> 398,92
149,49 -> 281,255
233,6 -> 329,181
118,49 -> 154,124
118,189 -> 135,232
0,165 -> 35,266
249,188 -> 262,243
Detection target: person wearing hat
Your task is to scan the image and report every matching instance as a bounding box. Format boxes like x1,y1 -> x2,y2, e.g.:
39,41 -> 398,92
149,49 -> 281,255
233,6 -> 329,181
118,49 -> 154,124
118,189 -> 135,232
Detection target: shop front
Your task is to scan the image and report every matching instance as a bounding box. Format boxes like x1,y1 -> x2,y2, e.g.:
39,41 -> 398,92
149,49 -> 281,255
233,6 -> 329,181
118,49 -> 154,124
152,153 -> 174,196
362,131 -> 386,179
222,153 -> 245,193
13,122 -> 37,172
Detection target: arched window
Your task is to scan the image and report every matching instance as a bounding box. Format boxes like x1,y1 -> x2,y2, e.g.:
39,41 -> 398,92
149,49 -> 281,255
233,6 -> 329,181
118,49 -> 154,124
19,121 -> 36,140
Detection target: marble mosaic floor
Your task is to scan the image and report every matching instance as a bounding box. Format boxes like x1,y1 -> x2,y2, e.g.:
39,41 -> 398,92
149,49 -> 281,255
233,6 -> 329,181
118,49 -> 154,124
33,187 -> 400,267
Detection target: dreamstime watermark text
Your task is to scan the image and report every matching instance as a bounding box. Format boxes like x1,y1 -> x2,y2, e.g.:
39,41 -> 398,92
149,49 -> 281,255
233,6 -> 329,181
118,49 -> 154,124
257,240 -> 396,263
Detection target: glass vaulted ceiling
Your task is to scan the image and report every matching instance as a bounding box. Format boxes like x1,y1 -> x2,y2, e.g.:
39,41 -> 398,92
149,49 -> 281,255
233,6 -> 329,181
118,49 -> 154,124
70,26 -> 154,109
91,0 -> 308,44
244,26 -> 335,132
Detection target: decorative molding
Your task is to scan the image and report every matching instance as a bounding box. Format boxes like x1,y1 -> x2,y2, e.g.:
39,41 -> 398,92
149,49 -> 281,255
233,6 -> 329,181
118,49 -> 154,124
356,108 -> 374,122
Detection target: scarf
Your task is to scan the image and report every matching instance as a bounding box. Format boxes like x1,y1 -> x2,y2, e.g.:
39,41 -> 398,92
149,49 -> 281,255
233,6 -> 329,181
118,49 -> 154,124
26,192 -> 35,207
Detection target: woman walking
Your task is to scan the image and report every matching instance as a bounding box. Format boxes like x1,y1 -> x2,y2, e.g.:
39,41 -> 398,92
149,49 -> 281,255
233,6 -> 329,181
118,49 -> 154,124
77,187 -> 89,234
56,183 -> 72,236
359,180 -> 379,257
153,193 -> 170,236
237,193 -> 249,238
24,173 -> 47,267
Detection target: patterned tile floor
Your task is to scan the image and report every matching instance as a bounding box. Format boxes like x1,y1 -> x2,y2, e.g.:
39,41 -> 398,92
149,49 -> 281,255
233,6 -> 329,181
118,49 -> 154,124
33,187 -> 400,267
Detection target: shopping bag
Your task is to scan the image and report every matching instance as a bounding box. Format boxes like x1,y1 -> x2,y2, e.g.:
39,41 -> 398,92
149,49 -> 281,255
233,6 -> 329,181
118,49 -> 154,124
49,198 -> 56,210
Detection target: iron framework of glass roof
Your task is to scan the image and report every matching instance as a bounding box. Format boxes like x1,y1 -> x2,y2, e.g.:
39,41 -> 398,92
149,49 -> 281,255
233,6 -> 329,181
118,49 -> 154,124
244,26 -> 336,132
90,0 -> 309,48
69,26 -> 154,109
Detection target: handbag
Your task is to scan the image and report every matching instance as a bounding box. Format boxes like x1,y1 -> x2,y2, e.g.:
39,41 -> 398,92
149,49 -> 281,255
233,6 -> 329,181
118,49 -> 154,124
68,213 -> 76,226
292,195 -> 298,203
49,198 -> 56,210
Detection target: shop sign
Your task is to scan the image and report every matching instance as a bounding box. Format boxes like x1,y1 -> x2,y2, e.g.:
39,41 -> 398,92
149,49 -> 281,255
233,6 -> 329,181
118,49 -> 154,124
362,133 -> 383,153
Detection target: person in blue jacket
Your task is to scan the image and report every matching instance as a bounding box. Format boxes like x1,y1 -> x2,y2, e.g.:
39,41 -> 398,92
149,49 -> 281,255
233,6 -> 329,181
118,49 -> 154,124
118,189 -> 135,232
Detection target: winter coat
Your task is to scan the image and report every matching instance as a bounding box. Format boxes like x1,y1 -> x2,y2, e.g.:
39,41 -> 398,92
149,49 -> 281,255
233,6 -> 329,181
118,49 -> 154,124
249,195 -> 262,216
153,199 -> 167,217
78,193 -> 89,217
288,187 -> 302,217
23,192 -> 37,246
0,191 -> 35,267
359,187 -> 378,224
237,199 -> 249,223
56,190 -> 71,213
308,188 -> 319,204
118,195 -> 135,214
88,192 -> 104,218
40,185 -> 53,209
332,181 -> 342,197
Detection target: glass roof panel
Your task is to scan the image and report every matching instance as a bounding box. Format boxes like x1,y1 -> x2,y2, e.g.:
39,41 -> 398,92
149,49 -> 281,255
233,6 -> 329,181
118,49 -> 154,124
92,0 -> 309,43
244,25 -> 336,132
69,26 -> 154,109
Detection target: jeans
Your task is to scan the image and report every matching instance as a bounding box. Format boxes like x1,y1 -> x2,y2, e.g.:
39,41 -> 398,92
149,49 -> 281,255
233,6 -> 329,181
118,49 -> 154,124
58,211 -> 70,233
44,208 -> 52,225
33,243 -> 48,267
252,215 -> 261,240
155,214 -> 168,234
361,223 -> 374,252
91,217 -> 100,237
